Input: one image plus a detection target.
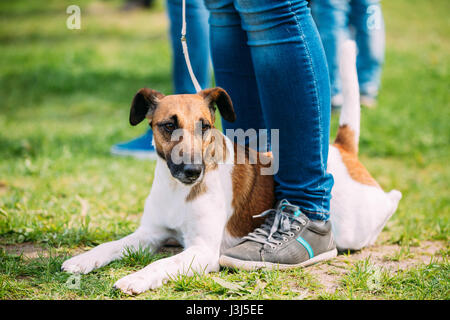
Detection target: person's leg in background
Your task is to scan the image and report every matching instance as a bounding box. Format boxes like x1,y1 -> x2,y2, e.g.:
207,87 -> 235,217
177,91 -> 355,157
206,0 -> 336,267
310,0 -> 351,109
111,0 -> 211,159
350,0 -> 385,107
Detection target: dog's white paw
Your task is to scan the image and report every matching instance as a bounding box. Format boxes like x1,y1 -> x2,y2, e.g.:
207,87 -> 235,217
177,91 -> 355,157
62,250 -> 111,274
114,270 -> 165,295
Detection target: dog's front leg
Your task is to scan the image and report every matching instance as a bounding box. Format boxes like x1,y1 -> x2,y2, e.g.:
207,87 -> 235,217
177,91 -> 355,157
114,241 -> 220,295
62,226 -> 168,274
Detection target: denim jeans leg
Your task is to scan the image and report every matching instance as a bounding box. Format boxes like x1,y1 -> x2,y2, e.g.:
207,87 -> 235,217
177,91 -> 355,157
167,0 -> 212,94
205,0 -> 267,137
206,0 -> 334,216
235,0 -> 334,216
350,0 -> 385,98
310,0 -> 351,98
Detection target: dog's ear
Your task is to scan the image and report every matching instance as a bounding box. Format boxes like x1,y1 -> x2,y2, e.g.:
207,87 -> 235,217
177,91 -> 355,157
199,87 -> 236,123
129,88 -> 165,126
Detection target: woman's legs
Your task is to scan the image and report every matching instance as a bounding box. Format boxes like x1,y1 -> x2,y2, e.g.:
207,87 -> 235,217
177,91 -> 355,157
206,0 -> 334,218
350,0 -> 385,102
310,0 -> 350,104
207,0 -> 266,136
311,0 -> 385,106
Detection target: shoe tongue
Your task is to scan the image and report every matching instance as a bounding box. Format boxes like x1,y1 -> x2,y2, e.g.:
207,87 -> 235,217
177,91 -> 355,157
275,200 -> 299,215
274,200 -> 309,223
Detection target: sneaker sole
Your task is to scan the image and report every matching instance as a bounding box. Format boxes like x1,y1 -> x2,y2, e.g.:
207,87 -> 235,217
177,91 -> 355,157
110,147 -> 157,160
219,248 -> 337,271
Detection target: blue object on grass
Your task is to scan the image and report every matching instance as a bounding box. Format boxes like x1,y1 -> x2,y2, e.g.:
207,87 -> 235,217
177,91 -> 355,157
110,129 -> 156,160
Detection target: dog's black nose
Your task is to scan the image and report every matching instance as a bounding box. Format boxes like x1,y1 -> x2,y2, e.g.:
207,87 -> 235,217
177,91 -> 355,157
183,164 -> 203,180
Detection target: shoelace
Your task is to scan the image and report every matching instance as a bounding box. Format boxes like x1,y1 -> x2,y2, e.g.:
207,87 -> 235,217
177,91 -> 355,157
243,200 -> 307,249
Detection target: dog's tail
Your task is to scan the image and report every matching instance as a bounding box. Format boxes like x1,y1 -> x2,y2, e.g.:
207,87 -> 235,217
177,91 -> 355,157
334,40 -> 360,155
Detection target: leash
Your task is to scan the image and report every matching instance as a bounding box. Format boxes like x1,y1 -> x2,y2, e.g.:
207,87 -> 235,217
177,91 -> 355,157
181,0 -> 202,93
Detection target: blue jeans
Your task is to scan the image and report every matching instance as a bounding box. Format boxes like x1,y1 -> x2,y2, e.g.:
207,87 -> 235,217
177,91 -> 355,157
167,0 -> 211,93
205,0 -> 334,217
311,0 -> 385,98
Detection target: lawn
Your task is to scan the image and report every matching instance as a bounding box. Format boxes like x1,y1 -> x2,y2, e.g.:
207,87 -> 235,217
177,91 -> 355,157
0,0 -> 448,300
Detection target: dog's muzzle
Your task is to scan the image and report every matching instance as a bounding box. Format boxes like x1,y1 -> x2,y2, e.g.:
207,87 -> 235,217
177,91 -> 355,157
167,160 -> 204,185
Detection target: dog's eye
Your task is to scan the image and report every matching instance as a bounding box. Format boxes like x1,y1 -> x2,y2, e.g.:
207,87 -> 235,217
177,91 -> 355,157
163,123 -> 176,132
201,123 -> 211,132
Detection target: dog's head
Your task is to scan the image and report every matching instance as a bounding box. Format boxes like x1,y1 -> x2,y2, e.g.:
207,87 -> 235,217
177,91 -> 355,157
129,87 -> 236,185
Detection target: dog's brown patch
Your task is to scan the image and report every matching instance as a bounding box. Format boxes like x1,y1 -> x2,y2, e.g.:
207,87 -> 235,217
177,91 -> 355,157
334,124 -> 358,155
186,182 -> 207,202
333,144 -> 381,188
227,144 -> 275,237
204,132 -> 228,172
334,124 -> 380,187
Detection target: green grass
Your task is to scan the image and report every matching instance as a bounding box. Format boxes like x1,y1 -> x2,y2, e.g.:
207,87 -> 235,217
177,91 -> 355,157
324,256 -> 450,300
0,0 -> 449,299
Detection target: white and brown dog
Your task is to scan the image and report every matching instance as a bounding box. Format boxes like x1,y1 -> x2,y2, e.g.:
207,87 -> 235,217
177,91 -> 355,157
62,41 -> 401,294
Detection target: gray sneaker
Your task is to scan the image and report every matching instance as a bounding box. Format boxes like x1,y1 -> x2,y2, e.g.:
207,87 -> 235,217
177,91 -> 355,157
219,200 -> 337,270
